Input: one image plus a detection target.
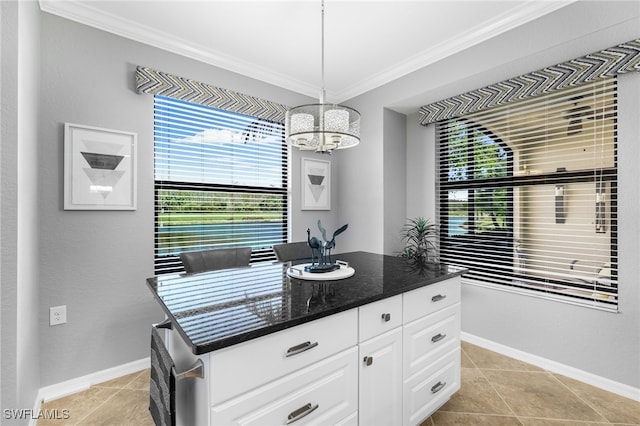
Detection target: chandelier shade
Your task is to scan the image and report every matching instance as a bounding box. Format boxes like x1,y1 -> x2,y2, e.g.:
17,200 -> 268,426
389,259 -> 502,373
286,103 -> 360,153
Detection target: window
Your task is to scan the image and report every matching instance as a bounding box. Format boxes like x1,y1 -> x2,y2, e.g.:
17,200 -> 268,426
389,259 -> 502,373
438,78 -> 618,310
154,95 -> 288,274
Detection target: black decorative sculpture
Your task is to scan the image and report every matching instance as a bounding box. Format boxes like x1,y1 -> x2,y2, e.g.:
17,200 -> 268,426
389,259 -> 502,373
306,228 -> 322,264
305,220 -> 348,273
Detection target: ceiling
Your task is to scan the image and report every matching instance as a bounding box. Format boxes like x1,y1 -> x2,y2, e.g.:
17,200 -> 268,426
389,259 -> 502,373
39,1 -> 575,104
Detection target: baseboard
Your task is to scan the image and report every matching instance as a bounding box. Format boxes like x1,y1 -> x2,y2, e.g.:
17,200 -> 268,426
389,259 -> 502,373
462,332 -> 640,402
29,357 -> 150,426
29,357 -> 151,425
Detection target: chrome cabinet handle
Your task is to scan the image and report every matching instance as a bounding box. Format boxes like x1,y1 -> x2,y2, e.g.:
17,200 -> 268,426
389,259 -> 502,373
285,341 -> 318,357
431,294 -> 447,302
431,381 -> 447,394
286,403 -> 319,424
381,313 -> 391,322
431,333 -> 447,343
363,356 -> 373,366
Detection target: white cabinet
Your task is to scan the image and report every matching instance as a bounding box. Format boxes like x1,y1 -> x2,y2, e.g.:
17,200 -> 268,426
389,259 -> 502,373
208,309 -> 359,425
209,309 -> 358,405
403,303 -> 460,379
402,277 -> 461,426
167,277 -> 461,426
358,295 -> 402,342
211,347 -> 359,426
358,296 -> 403,426
403,348 -> 460,426
358,277 -> 461,426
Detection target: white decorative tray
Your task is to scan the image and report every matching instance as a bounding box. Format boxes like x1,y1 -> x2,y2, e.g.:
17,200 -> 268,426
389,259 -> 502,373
286,260 -> 355,281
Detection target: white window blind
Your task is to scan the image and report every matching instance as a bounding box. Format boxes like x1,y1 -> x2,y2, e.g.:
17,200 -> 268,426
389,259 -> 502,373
154,95 -> 288,274
437,78 -> 617,310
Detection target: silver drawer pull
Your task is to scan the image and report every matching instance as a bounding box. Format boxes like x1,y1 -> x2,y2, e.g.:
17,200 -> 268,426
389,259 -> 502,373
431,381 -> 447,394
431,333 -> 447,343
431,294 -> 447,302
285,341 -> 318,357
286,403 -> 319,424
381,313 -> 391,322
363,356 -> 373,366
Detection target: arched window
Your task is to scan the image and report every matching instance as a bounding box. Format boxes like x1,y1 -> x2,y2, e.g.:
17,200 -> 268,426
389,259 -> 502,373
437,78 -> 618,310
441,119 -> 513,240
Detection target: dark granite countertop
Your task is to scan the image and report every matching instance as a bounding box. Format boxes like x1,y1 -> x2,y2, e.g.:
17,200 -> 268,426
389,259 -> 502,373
146,251 -> 466,355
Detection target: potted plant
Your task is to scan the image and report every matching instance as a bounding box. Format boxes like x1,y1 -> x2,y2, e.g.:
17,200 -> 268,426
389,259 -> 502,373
400,217 -> 439,268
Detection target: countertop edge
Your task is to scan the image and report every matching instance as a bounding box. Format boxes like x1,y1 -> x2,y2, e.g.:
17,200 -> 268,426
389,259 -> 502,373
146,254 -> 466,355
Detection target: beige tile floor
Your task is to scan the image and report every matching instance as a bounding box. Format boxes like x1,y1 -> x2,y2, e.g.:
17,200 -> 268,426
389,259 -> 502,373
422,342 -> 640,426
38,342 -> 640,425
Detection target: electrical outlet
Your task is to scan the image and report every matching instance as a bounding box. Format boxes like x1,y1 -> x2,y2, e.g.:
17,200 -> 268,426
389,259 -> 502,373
50,305 -> 67,326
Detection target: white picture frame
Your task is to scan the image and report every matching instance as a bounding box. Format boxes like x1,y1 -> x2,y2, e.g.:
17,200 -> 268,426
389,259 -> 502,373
64,123 -> 137,210
301,157 -> 331,210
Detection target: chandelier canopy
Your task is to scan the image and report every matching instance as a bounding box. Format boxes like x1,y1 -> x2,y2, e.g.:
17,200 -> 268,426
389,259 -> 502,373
285,1 -> 361,154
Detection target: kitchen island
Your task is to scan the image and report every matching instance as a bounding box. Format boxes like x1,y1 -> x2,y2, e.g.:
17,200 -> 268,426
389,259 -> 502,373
146,251 -> 465,426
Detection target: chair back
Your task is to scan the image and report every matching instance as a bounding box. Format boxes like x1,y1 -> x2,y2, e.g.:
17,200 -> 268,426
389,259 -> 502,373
273,241 -> 311,262
179,247 -> 251,273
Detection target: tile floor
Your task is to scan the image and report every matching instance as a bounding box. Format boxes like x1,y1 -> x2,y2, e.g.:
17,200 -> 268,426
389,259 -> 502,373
38,342 -> 640,425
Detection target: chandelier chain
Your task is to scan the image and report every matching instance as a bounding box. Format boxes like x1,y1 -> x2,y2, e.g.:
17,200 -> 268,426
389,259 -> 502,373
320,0 -> 325,103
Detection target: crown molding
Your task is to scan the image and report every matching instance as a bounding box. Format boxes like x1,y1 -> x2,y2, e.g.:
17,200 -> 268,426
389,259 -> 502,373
38,0 -> 320,97
39,0 -> 575,103
334,0 -> 577,103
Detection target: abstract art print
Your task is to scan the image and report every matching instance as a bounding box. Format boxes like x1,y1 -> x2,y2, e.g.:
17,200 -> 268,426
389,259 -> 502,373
64,123 -> 137,210
301,158 -> 330,210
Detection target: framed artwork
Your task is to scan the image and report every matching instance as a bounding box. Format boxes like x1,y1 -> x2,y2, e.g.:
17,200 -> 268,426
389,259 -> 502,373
64,123 -> 137,210
301,157 -> 331,210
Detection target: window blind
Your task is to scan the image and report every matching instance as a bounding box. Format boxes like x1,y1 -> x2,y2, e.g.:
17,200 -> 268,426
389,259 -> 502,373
154,95 -> 288,274
437,78 -> 617,310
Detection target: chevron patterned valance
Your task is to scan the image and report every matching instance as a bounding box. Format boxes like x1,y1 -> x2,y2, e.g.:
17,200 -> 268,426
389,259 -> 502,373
136,66 -> 289,123
419,38 -> 640,125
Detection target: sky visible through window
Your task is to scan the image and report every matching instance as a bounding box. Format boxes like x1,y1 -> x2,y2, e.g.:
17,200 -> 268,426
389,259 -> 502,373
154,96 -> 285,189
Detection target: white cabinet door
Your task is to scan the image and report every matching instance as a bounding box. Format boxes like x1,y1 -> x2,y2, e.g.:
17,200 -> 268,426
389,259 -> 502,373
358,327 -> 403,426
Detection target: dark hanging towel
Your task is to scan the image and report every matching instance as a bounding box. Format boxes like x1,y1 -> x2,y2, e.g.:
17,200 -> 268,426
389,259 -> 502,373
149,326 -> 175,426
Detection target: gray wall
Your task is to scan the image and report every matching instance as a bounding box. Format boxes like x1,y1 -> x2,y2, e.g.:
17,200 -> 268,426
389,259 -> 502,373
2,0 -> 638,408
460,72 -> 639,388
2,0 -> 21,414
383,108 -> 407,255
335,93 -> 385,254
398,3 -> 640,388
406,113 -> 435,221
37,12 -> 318,387
1,0 -> 42,417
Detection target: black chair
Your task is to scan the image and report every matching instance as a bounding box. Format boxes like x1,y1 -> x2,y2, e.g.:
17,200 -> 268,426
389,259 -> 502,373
179,247 -> 251,274
272,241 -> 312,262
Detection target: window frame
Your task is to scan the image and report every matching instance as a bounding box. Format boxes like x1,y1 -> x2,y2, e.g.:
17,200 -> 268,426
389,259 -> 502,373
437,114 -> 618,308
153,95 -> 289,275
440,120 -> 514,240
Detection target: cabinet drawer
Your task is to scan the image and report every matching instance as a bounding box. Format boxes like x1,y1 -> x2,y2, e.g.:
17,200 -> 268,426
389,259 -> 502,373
209,309 -> 357,404
403,348 -> 461,426
211,347 -> 358,426
403,303 -> 460,379
358,295 -> 402,342
403,278 -> 460,324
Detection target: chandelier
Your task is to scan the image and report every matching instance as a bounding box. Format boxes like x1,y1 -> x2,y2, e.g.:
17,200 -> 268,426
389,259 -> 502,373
285,1 -> 361,154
